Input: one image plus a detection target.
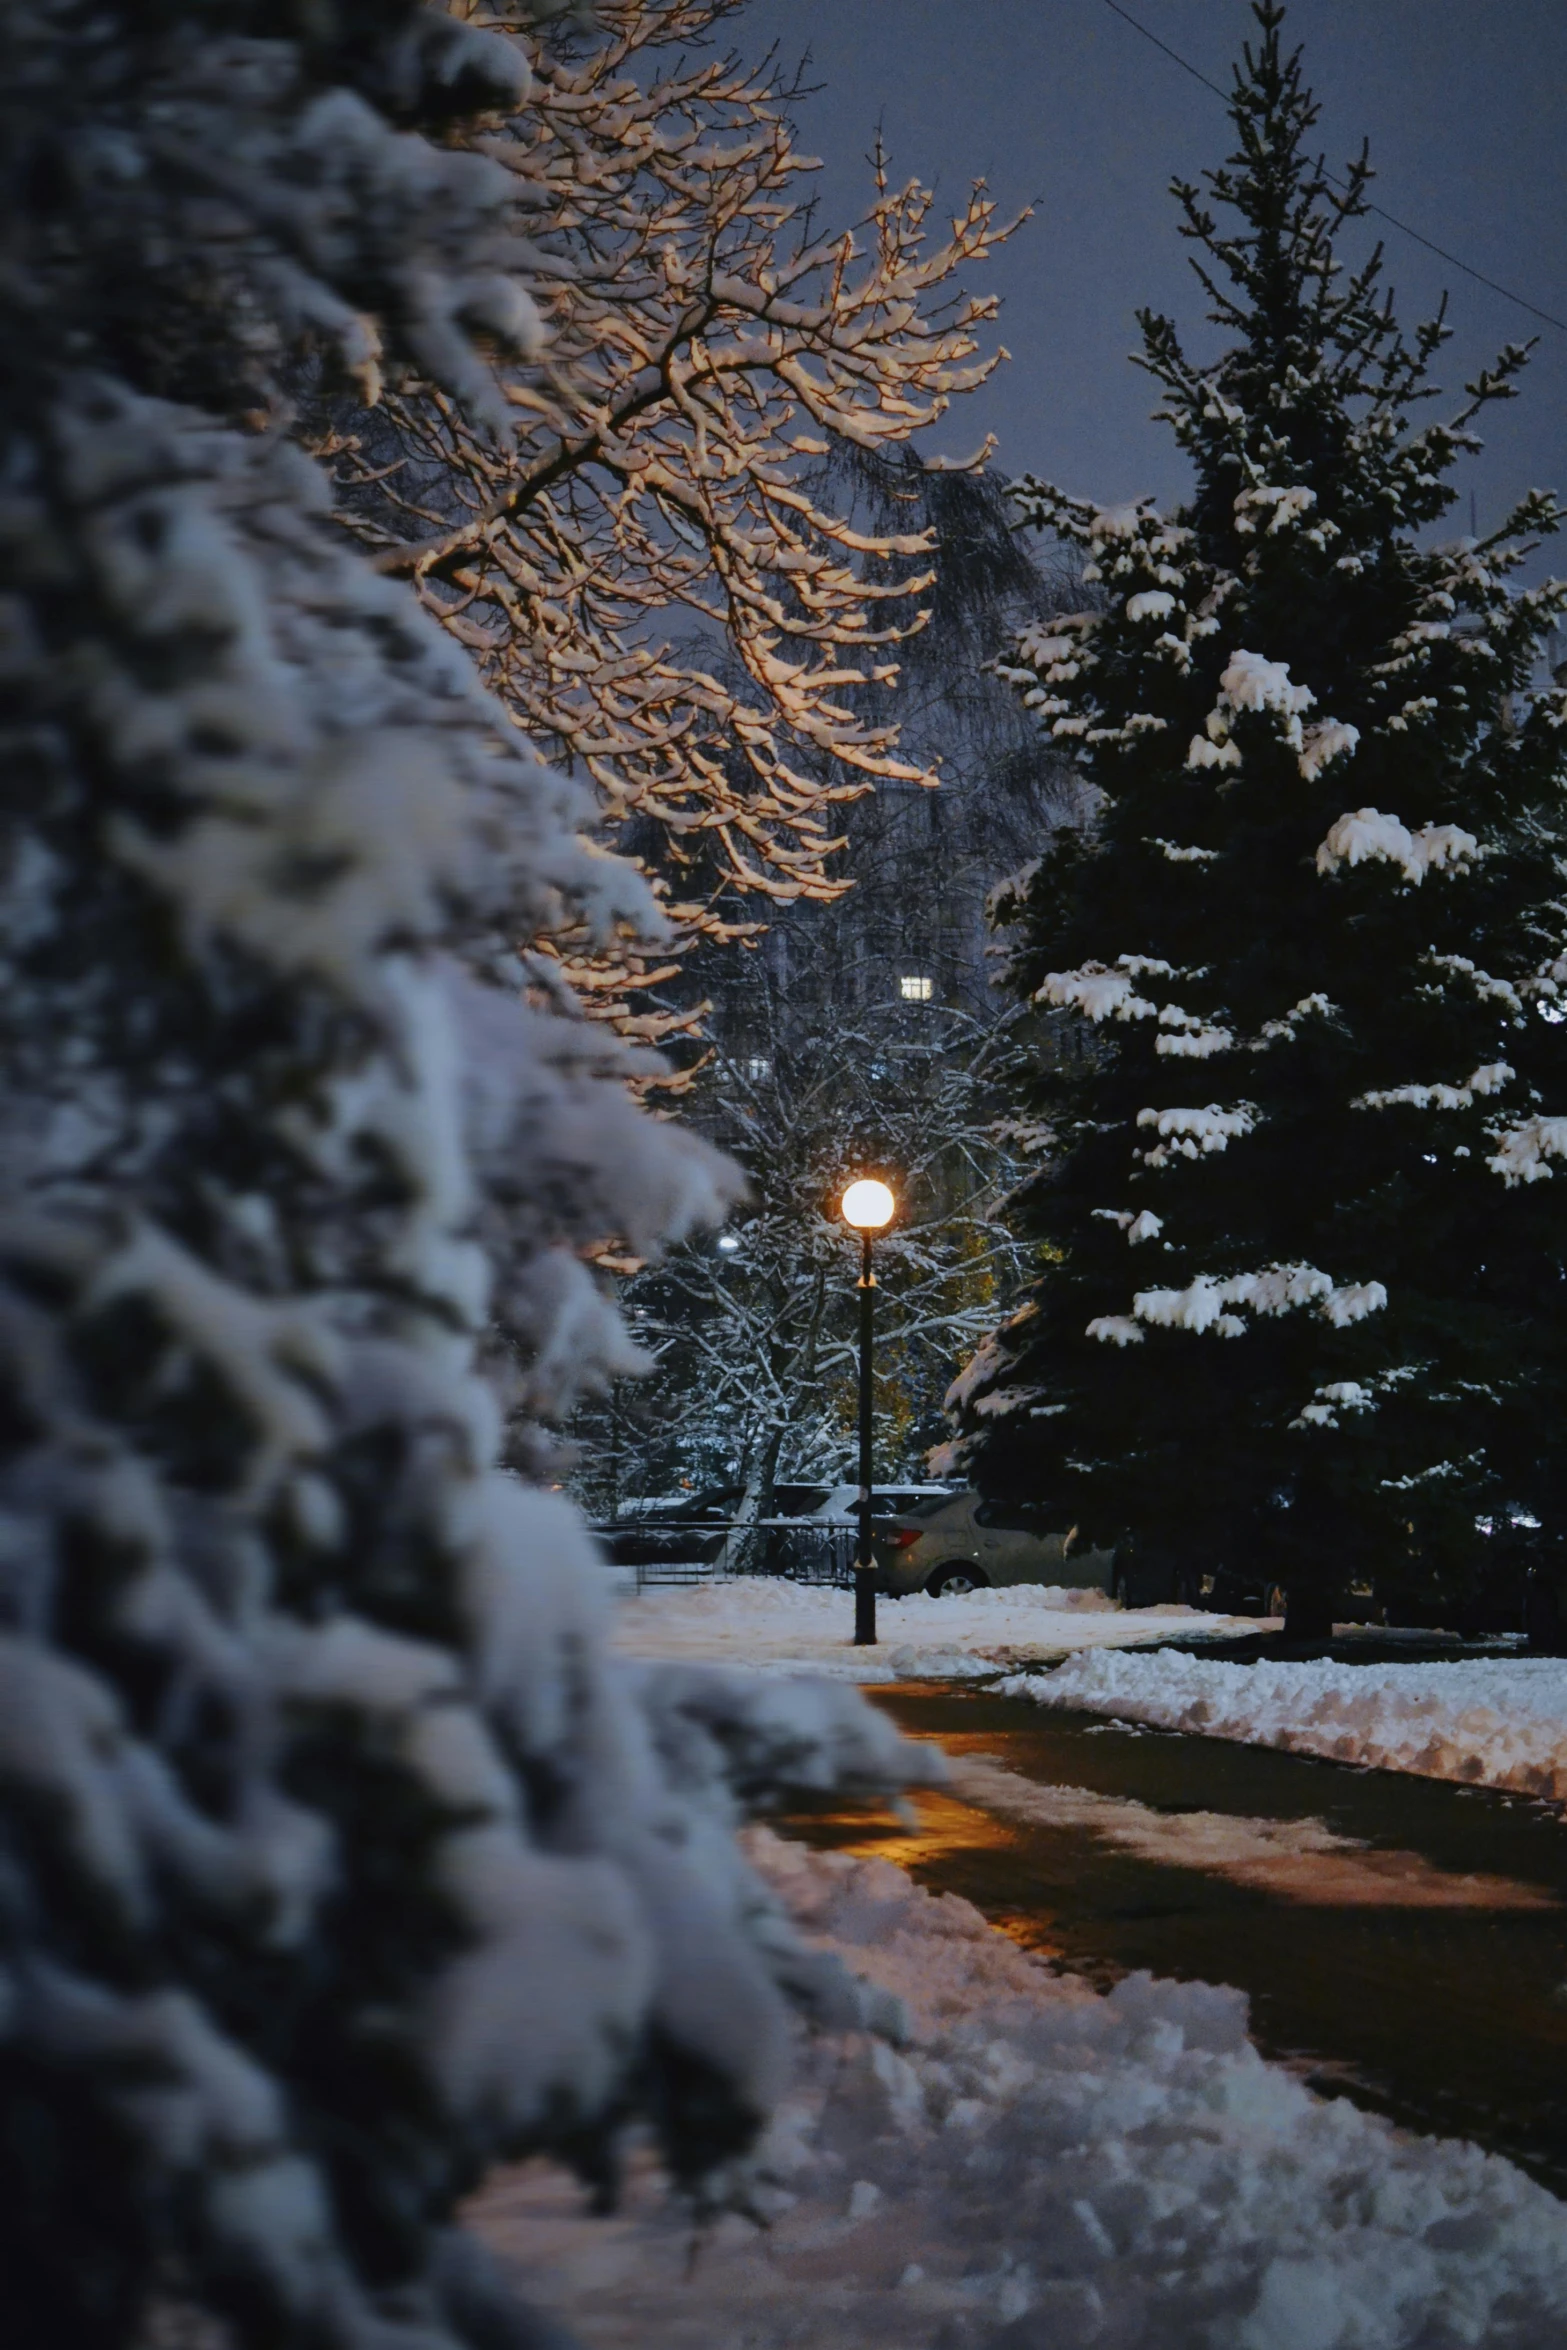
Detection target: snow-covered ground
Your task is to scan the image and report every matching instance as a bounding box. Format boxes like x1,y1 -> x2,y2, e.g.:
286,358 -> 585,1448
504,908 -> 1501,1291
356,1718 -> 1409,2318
612,1576 -> 1258,1681
1001,1647 -> 1567,1801
471,1829 -> 1567,2348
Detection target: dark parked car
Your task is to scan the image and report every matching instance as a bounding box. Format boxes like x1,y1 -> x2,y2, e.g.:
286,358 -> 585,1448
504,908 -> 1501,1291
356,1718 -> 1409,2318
1364,1518 -> 1565,1644
595,1484 -> 743,1577
596,1481 -> 851,1583
1187,1561 -> 1278,1617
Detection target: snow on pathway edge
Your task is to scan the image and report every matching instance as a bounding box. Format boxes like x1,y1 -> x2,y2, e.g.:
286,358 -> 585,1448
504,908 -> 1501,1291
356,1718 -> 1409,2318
471,1830 -> 1567,2349
613,1577 -> 1256,1681
1000,1648 -> 1567,1801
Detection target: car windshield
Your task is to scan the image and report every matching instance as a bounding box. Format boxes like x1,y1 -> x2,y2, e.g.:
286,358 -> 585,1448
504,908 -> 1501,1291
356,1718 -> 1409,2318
906,1490 -> 959,1519
689,1487 -> 743,1516
622,1487 -> 739,1518
814,1485 -> 953,1518
773,1485 -> 830,1515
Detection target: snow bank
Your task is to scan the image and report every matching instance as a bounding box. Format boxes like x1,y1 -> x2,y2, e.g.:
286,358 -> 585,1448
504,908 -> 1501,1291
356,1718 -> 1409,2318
471,1831 -> 1567,2348
613,1578 -> 1251,1681
1000,1648 -> 1567,1800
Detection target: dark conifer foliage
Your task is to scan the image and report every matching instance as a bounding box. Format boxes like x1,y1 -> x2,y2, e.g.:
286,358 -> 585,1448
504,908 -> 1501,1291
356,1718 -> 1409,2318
0,8 -> 929,2346
948,4 -> 1567,1627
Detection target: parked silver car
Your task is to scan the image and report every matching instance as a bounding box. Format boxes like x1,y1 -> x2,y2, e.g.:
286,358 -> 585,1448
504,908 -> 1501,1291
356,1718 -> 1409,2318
872,1490 -> 1116,1598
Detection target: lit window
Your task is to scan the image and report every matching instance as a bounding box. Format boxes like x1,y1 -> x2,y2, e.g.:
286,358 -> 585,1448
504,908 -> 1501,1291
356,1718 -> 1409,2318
899,974 -> 933,1002
746,1054 -> 771,1079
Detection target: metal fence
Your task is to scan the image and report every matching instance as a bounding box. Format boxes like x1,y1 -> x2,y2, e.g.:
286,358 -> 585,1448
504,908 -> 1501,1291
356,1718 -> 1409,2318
591,1517 -> 860,1594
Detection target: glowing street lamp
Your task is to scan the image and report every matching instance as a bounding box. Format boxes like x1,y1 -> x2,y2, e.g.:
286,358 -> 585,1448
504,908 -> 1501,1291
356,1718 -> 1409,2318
841,1177 -> 896,1644
841,1179 -> 894,1234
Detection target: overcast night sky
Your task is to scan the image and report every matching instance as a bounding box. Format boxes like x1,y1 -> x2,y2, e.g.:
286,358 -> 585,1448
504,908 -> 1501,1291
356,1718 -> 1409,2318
740,1 -> 1567,549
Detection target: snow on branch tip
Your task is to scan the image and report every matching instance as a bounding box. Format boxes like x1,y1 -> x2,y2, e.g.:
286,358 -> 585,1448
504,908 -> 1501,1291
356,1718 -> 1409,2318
1316,808 -> 1480,885
1086,1263 -> 1388,1346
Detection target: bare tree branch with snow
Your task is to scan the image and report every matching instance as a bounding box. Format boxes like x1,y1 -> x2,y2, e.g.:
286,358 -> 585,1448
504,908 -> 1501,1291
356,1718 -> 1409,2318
322,0 -> 1018,1028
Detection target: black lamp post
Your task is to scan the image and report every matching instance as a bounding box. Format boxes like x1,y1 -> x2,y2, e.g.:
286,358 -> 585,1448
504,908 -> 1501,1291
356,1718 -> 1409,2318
840,1177 -> 895,1645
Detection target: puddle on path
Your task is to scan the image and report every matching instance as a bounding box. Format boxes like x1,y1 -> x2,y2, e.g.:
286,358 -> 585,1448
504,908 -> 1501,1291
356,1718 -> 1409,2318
779,1681 -> 1567,2193
949,1753 -> 1560,1908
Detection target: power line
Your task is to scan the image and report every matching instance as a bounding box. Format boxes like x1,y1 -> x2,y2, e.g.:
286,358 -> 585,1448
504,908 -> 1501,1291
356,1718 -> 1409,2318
1100,0 -> 1228,101
1099,0 -> 1567,336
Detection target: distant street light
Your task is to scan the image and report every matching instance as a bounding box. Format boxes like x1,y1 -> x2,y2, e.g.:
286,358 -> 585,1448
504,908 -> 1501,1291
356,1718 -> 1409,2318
840,1178 -> 896,1644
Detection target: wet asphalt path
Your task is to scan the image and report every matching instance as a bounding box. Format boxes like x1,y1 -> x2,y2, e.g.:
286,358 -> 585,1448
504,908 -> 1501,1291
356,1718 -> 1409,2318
780,1670 -> 1567,2194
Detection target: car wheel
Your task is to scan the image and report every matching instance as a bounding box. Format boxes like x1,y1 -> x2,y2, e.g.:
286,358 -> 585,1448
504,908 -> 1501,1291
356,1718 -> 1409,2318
927,1564 -> 988,1597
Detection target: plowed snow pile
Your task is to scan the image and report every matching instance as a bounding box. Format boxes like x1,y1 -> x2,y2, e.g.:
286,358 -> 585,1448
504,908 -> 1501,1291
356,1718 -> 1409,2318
1001,1649 -> 1567,1799
471,1830 -> 1567,2349
613,1578 -> 1253,1680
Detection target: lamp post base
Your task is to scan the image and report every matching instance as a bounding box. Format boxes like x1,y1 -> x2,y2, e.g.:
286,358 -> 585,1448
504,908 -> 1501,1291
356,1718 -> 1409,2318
853,1565 -> 877,1646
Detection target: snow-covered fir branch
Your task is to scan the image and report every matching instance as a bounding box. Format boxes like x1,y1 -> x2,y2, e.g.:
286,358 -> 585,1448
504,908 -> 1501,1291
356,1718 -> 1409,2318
0,7 -> 942,2344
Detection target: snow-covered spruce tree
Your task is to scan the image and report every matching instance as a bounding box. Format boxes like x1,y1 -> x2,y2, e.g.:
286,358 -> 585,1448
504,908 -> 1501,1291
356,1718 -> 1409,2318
945,3 -> 1567,1633
0,8 -> 930,2348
